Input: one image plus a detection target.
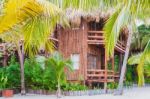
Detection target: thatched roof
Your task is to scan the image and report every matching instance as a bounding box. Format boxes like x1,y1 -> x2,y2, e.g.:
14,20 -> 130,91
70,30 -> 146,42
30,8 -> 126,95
66,8 -> 112,27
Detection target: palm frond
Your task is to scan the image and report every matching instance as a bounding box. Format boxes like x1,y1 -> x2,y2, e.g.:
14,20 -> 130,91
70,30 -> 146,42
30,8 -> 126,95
128,53 -> 142,65
0,0 -> 43,33
0,0 -> 69,56
104,4 -> 130,57
137,40 -> 150,86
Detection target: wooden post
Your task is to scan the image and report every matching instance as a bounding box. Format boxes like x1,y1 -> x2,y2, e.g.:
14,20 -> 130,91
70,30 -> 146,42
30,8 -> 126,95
104,49 -> 108,90
81,18 -> 88,85
112,54 -> 115,80
119,53 -> 123,74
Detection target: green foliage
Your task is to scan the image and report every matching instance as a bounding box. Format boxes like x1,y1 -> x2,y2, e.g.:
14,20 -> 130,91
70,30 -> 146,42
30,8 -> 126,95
46,52 -> 73,92
24,58 -> 45,90
107,82 -> 118,89
124,81 -> 133,87
0,55 -> 20,89
131,25 -> 150,51
0,53 -> 87,91
107,55 -> 119,72
24,52 -> 74,91
62,83 -> 88,91
125,65 -> 137,83
6,56 -> 20,88
114,55 -> 119,72
0,0 -> 69,57
138,25 -> 150,34
0,69 -> 7,89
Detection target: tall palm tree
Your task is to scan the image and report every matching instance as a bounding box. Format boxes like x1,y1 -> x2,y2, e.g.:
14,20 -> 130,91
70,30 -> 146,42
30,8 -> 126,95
103,0 -> 150,94
0,0 -> 68,95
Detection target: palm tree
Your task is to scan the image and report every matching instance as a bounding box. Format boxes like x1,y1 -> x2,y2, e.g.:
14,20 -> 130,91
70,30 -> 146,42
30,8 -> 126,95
46,52 -> 73,98
0,0 -> 68,95
103,1 -> 150,94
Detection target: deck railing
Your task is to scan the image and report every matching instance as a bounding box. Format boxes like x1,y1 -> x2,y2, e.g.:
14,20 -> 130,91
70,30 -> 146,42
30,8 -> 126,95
87,69 -> 119,82
87,30 -> 125,52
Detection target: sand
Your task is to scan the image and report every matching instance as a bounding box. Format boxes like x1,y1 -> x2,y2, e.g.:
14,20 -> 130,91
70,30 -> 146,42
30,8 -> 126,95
1,87 -> 150,99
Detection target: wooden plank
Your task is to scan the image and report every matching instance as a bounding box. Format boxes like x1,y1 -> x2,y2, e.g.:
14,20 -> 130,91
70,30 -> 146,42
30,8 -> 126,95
116,43 -> 125,50
88,31 -> 104,34
87,74 -> 105,77
87,79 -> 114,82
115,45 -> 125,53
117,40 -> 126,47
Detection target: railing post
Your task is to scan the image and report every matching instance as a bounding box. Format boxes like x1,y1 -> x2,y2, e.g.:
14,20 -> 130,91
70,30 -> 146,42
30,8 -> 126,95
104,49 -> 108,91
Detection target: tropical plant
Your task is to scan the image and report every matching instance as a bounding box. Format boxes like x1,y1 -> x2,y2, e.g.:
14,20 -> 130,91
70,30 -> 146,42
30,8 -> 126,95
46,52 -> 73,97
128,52 -> 150,86
0,55 -> 20,90
62,83 -> 88,91
0,69 -> 8,90
131,25 -> 150,52
102,1 -> 150,94
5,56 -> 20,89
128,25 -> 150,86
0,0 -> 68,95
107,82 -> 118,89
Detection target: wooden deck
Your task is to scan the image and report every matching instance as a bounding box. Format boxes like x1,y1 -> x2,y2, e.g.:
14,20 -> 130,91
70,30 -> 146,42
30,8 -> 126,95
87,31 -> 125,53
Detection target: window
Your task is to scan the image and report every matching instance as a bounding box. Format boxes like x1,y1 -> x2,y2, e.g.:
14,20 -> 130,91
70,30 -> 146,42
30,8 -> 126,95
71,54 -> 80,70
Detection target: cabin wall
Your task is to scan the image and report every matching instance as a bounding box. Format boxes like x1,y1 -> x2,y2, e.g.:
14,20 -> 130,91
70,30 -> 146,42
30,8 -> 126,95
57,20 -> 88,81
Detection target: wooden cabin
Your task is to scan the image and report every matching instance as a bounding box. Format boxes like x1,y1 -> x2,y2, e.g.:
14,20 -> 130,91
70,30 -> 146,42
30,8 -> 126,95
0,17 -> 127,88
54,17 -> 128,87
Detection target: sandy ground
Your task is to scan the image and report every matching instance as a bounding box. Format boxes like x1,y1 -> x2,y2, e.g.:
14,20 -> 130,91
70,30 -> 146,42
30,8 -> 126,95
1,87 -> 150,99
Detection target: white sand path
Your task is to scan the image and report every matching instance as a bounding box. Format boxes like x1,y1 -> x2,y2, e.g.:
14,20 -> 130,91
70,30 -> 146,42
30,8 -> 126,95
1,87 -> 150,99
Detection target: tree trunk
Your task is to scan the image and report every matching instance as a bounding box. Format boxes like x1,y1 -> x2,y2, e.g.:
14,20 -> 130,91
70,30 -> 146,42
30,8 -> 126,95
3,44 -> 7,66
57,79 -> 61,98
115,27 -> 132,95
17,44 -> 25,95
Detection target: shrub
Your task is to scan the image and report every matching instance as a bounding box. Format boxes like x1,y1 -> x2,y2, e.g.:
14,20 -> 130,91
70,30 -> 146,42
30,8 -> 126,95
62,83 -> 88,91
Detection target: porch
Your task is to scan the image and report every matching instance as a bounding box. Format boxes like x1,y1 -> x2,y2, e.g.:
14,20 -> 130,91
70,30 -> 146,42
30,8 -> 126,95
86,29 -> 124,84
